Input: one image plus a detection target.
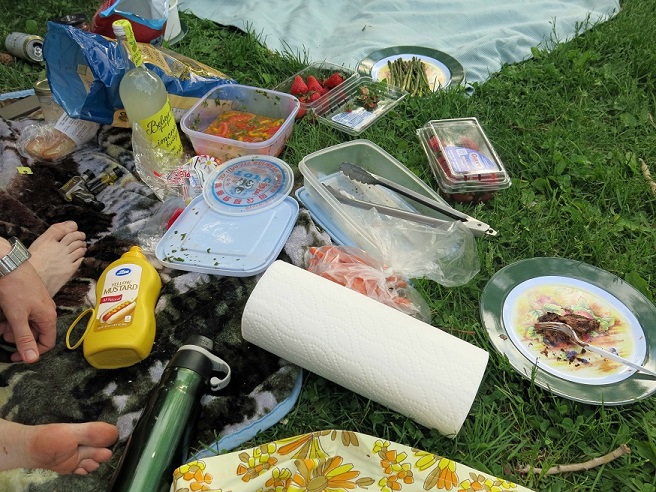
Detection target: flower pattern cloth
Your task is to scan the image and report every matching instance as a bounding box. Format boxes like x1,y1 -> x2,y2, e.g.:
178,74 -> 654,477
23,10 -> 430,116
171,430 -> 534,492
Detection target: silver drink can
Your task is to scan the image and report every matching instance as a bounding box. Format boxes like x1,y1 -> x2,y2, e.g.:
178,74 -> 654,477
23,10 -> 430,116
5,32 -> 44,63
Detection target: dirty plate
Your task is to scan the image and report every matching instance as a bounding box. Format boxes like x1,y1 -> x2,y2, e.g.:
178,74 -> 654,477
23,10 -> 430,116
357,46 -> 465,90
480,257 -> 656,405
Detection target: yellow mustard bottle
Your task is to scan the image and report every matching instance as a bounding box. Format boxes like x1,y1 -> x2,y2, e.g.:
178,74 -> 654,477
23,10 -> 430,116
73,246 -> 162,369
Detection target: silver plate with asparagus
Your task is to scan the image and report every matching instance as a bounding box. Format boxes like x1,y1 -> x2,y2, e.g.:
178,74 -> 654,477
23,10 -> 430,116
357,46 -> 465,94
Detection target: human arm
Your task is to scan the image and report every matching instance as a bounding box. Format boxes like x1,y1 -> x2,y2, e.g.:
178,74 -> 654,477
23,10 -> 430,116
0,237 -> 57,363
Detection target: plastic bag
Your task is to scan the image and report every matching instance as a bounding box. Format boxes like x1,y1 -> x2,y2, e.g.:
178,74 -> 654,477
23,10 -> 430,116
138,195 -> 186,253
92,0 -> 168,45
18,114 -> 99,161
163,155 -> 223,204
359,208 -> 481,287
43,22 -> 235,126
131,122 -> 189,199
304,245 -> 432,322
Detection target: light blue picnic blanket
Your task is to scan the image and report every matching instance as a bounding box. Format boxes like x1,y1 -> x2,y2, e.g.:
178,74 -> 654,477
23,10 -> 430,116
178,0 -> 619,85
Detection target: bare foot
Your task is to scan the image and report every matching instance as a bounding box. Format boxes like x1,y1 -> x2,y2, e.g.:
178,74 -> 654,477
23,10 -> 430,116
0,418 -> 118,474
28,221 -> 87,297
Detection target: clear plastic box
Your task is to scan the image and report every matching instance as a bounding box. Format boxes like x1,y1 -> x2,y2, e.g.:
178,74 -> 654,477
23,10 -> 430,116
180,84 -> 300,162
273,61 -> 357,119
298,139 -> 452,252
417,118 -> 511,202
313,76 -> 407,136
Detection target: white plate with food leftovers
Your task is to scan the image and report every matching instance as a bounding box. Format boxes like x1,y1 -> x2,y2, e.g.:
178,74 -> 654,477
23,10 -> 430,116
480,257 -> 656,405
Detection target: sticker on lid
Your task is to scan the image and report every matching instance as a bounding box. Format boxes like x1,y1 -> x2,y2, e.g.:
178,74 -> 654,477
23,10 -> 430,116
203,155 -> 294,215
443,145 -> 499,175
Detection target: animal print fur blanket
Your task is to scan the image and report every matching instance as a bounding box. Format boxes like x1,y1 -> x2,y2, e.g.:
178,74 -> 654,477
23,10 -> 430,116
0,115 -> 331,491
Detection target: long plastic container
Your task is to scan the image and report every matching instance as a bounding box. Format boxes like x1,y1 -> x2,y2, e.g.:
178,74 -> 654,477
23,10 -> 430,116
298,139 -> 452,252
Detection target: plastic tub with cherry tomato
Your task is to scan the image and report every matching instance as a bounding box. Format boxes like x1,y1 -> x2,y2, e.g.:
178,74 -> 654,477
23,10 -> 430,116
417,117 -> 511,203
181,84 -> 300,162
273,62 -> 357,118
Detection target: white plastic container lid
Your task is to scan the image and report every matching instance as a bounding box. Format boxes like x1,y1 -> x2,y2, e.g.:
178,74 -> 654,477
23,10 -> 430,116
155,194 -> 299,276
203,155 -> 294,216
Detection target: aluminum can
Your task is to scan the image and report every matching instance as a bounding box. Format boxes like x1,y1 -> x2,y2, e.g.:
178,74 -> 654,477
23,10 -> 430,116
5,32 -> 44,63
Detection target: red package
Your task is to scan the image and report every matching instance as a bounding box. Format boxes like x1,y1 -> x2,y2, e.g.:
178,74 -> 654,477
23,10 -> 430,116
91,0 -> 168,45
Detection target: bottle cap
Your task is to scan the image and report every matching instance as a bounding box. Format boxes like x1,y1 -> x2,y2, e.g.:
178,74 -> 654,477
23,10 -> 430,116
33,79 -> 52,97
122,246 -> 146,259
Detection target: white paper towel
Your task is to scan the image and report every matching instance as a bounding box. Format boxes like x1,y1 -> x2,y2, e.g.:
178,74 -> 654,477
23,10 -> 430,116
241,260 -> 489,437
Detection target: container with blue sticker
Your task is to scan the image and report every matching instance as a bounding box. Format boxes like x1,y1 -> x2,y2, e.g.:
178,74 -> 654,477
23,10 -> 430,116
156,154 -> 298,276
203,155 -> 294,215
417,117 -> 511,203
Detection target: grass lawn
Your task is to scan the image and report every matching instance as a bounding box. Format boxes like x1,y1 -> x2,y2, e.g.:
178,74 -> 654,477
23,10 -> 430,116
2,1 -> 656,491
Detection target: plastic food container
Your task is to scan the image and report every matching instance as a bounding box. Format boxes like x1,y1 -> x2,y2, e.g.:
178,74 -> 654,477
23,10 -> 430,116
417,117 -> 511,203
180,84 -> 300,162
298,139 -> 452,251
274,61 -> 357,119
313,76 -> 407,136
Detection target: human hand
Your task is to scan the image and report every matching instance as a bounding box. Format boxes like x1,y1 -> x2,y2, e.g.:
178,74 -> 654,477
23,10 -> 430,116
0,257 -> 57,363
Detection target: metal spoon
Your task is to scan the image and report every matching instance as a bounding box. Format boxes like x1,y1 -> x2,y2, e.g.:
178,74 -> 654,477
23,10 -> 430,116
534,321 -> 656,378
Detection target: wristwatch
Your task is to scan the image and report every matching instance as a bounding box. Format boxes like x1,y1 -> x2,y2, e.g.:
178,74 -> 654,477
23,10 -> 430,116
0,237 -> 31,277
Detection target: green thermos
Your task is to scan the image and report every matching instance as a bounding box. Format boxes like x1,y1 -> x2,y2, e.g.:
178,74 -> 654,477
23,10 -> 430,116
109,335 -> 231,492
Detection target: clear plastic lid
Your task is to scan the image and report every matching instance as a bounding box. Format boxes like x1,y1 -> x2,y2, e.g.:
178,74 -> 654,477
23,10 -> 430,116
417,118 -> 511,193
156,195 -> 299,276
314,76 -> 407,136
203,155 -> 294,216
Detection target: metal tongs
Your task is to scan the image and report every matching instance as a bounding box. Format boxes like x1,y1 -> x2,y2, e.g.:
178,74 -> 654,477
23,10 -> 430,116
327,162 -> 497,237
535,321 -> 656,378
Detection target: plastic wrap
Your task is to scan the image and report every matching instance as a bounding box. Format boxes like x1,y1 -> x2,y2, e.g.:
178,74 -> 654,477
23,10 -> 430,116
18,114 -> 100,161
138,196 -> 186,253
304,245 -> 431,321
360,208 -> 481,287
163,155 -> 223,204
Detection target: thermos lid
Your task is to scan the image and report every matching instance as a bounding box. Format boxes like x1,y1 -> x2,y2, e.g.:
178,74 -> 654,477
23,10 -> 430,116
171,336 -> 231,392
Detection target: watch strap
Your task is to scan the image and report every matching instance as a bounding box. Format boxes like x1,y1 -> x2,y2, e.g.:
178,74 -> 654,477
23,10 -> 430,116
0,237 -> 31,277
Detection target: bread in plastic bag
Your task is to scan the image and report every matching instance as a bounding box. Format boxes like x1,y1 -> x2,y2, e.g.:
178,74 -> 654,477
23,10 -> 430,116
18,114 -> 100,161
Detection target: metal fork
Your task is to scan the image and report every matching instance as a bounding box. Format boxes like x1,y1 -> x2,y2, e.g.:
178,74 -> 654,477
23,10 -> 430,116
534,321 -> 656,378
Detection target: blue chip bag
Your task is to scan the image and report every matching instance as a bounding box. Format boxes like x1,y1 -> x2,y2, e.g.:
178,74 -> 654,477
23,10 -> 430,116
43,22 -> 235,127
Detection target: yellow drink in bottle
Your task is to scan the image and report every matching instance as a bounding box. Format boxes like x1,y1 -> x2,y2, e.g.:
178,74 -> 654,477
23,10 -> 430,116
112,20 -> 183,157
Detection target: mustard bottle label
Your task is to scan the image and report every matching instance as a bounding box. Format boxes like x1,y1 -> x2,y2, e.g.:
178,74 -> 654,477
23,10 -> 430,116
96,264 -> 142,330
138,99 -> 183,157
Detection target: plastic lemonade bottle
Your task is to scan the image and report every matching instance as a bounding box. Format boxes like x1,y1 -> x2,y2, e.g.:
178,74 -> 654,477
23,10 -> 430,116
111,20 -> 183,157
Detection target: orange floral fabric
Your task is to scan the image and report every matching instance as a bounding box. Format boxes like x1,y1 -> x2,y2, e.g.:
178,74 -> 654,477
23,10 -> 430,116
171,430 -> 534,492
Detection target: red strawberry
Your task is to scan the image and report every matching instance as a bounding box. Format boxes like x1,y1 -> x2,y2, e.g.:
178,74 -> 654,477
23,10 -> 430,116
296,107 -> 306,119
323,72 -> 344,89
306,75 -> 323,93
428,136 -> 441,152
290,75 -> 309,95
309,91 -> 322,102
459,136 -> 480,151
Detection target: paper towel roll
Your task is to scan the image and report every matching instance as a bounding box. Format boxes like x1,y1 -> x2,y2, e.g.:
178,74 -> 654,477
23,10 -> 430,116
242,260 -> 489,437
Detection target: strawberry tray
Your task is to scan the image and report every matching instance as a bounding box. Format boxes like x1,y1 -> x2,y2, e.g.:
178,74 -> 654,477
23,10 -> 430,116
273,62 -> 357,119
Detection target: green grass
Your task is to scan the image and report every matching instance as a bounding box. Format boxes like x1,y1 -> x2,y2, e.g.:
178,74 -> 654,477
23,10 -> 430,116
2,1 -> 656,491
